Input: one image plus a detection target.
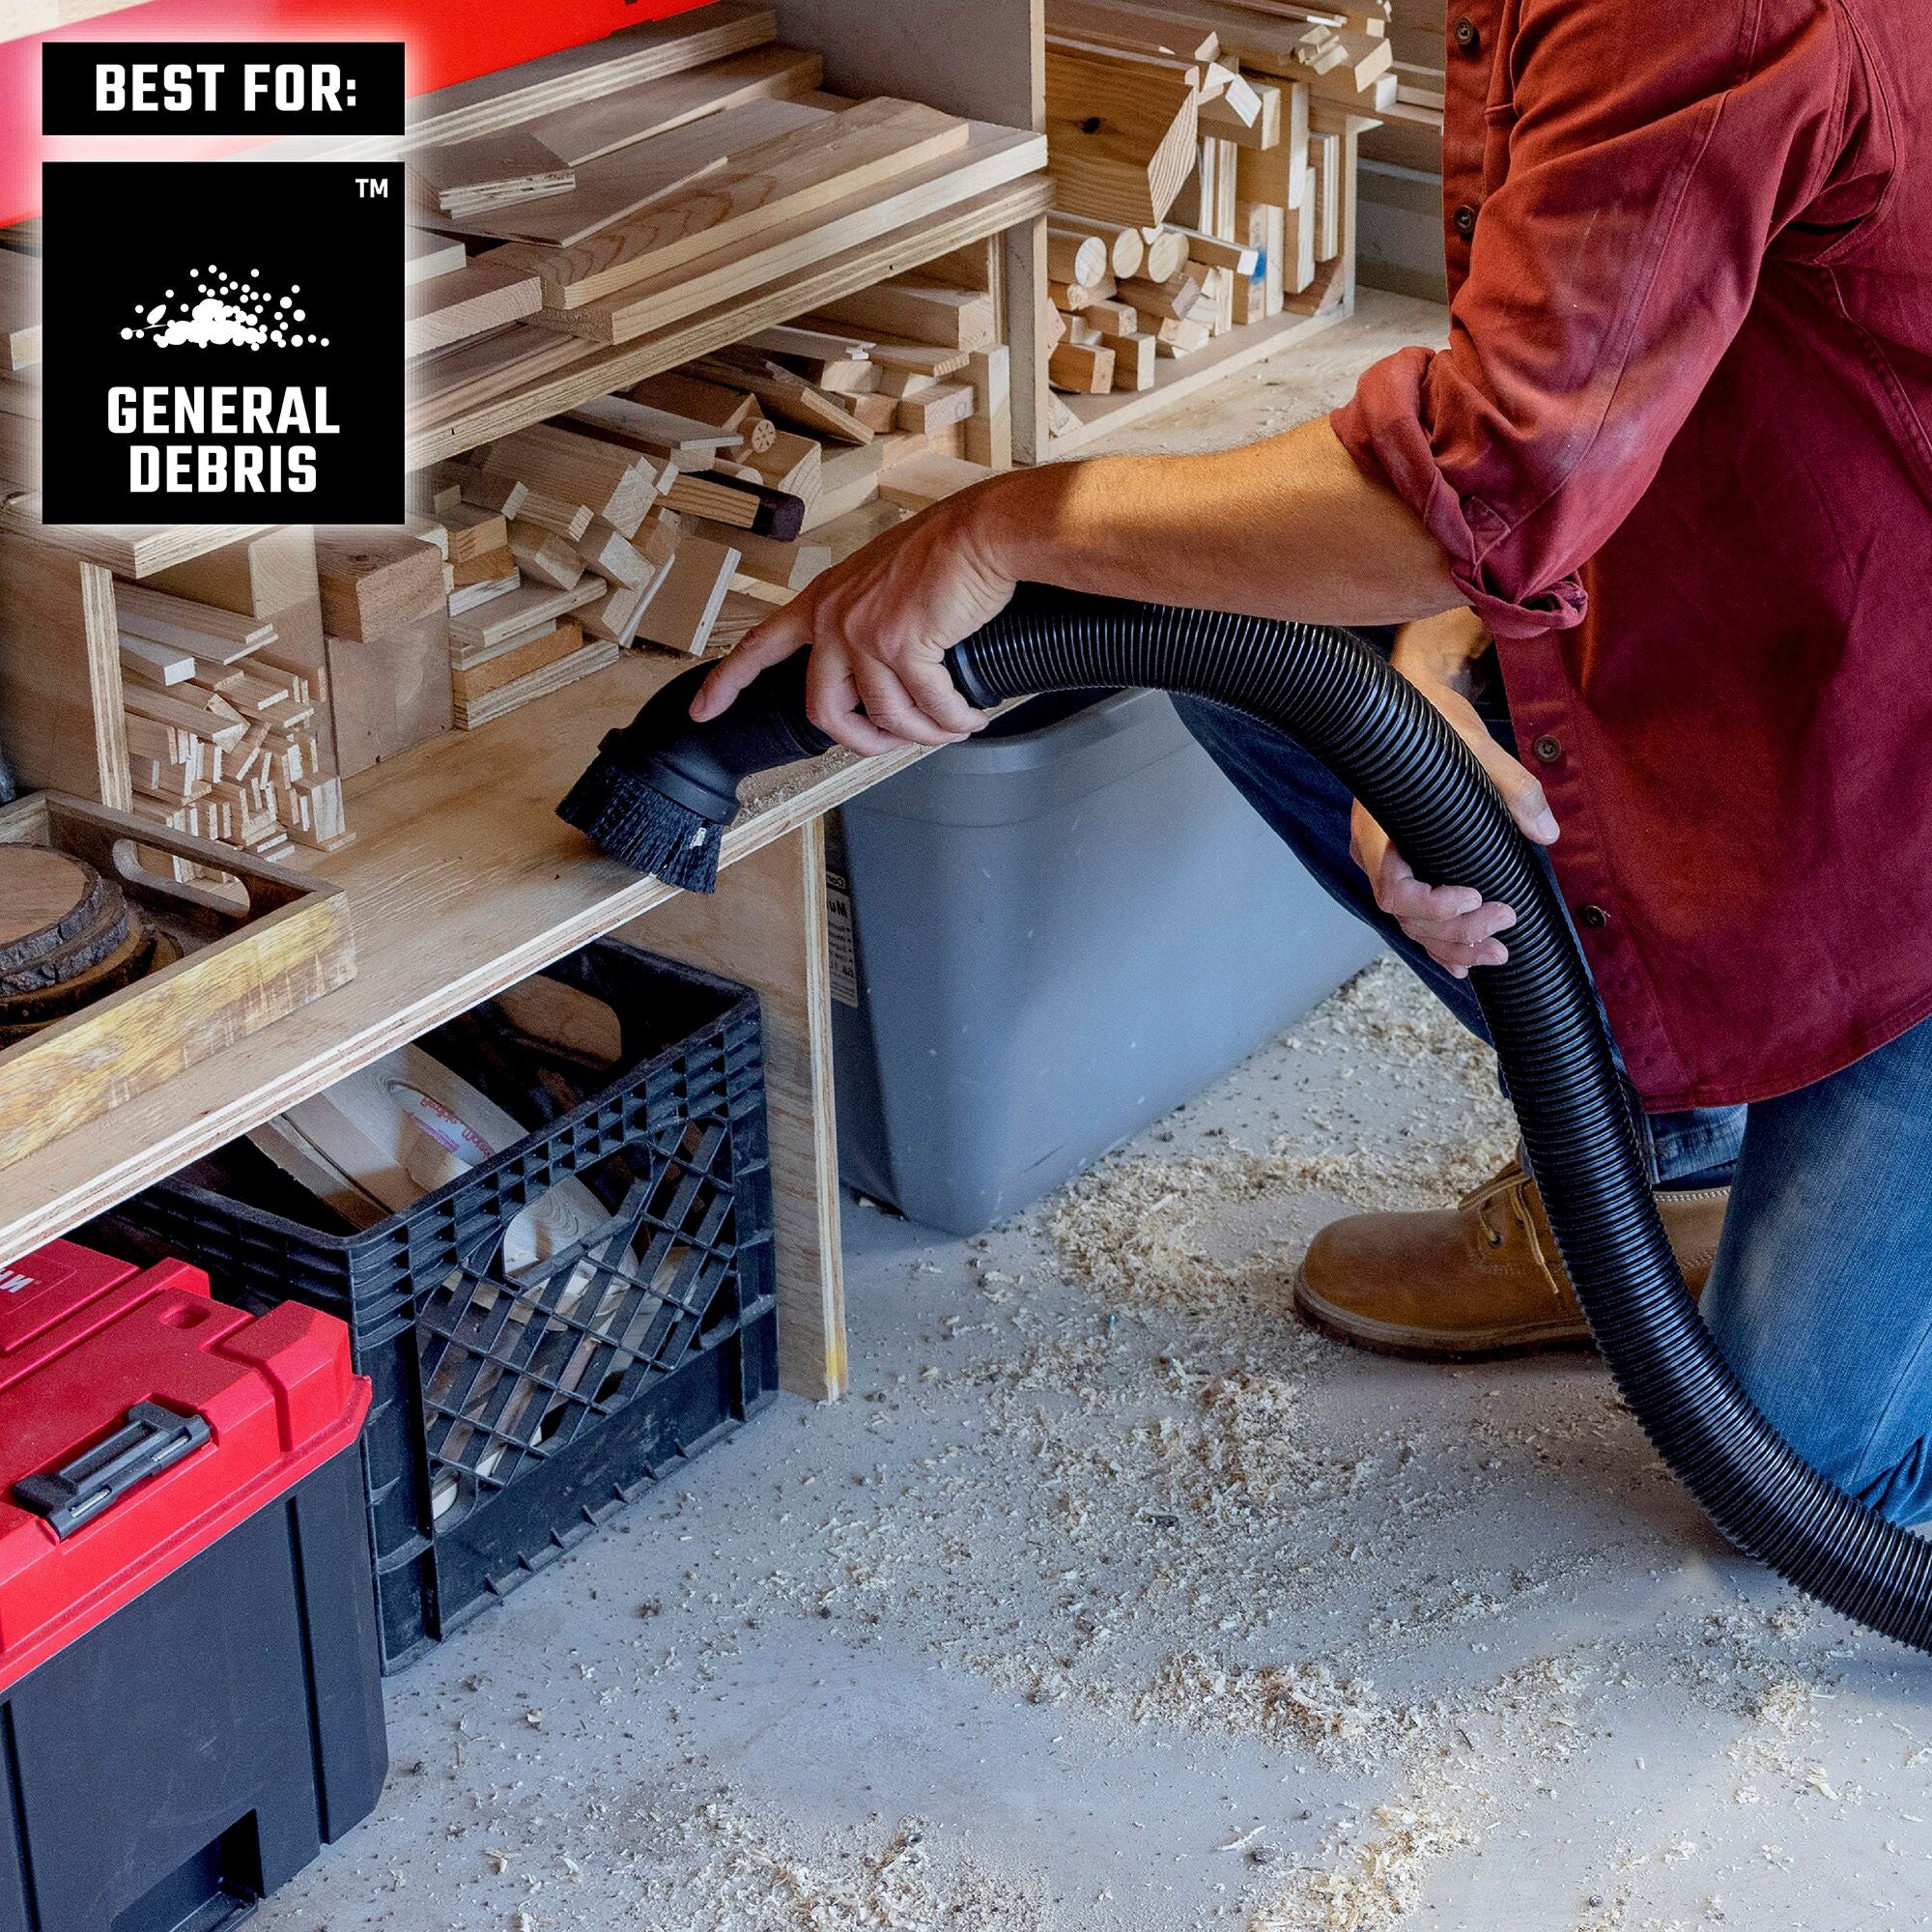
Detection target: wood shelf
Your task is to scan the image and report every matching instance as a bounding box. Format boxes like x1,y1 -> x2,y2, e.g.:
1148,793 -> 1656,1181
0,644 -> 925,1264
406,171 -> 1051,469
0,497 -> 277,580
1045,284 -> 1350,458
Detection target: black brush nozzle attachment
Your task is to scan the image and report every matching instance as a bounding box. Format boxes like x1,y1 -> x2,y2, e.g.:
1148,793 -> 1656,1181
558,656 -> 835,888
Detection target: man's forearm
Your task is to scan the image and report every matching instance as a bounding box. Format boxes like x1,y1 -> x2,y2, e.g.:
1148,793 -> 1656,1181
965,417 -> 1462,628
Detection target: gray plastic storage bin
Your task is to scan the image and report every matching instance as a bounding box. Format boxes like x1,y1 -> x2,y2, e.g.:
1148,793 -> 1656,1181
830,689 -> 1383,1235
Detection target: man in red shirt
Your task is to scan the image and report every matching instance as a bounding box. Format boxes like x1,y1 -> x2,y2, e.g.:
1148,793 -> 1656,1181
700,0 -> 1932,1519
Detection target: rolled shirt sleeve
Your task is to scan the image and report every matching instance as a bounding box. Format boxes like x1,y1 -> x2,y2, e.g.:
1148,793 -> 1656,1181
1332,0 -> 1845,639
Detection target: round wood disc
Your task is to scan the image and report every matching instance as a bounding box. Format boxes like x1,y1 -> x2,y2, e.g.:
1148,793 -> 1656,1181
0,909 -> 156,1028
0,896 -> 132,998
0,850 -> 121,972
0,922 -> 179,1048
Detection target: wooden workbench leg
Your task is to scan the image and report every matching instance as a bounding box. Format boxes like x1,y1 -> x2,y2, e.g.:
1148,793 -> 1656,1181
628,822 -> 847,1403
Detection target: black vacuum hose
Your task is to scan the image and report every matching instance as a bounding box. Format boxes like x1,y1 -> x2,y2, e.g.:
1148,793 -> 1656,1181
563,580 -> 1932,1647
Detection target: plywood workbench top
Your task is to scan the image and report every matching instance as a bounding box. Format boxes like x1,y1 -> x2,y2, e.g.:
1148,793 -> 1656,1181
0,288 -> 1448,1268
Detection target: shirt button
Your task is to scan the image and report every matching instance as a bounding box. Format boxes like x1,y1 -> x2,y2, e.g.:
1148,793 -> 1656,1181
1453,203 -> 1478,238
1532,734 -> 1561,763
1577,903 -> 1609,930
1454,15 -> 1480,50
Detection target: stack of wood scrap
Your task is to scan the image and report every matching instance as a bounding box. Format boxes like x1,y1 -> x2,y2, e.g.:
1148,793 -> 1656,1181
137,526 -> 353,863
116,582 -> 344,862
399,1 -> 1046,444
1038,0 -> 1388,410
413,266 -> 1009,675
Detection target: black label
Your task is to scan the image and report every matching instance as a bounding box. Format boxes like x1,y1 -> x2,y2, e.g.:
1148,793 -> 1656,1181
40,161 -> 405,526
42,42 -> 404,135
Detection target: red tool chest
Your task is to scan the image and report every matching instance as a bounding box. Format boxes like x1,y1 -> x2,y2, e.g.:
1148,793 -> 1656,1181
0,1238 -> 385,1932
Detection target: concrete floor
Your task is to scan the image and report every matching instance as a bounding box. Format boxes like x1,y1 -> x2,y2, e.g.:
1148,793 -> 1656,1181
256,949 -> 1932,1932
257,299 -> 1932,1929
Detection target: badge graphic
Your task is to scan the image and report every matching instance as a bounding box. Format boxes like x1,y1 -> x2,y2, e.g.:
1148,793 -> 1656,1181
40,159 -> 403,525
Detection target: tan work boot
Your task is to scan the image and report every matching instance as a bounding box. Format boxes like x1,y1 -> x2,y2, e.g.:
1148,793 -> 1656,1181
1293,1159 -> 1728,1360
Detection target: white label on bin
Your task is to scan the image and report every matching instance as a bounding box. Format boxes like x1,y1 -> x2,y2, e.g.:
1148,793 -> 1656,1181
824,870 -> 860,1009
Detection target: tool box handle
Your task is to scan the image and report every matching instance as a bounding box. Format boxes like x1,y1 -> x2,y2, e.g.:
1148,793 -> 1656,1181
11,1402 -> 212,1539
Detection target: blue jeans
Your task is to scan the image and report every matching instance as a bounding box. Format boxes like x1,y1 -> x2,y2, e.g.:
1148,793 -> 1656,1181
1177,690 -> 1932,1526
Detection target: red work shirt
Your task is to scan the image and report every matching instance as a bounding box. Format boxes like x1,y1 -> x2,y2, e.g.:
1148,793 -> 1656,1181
1331,0 -> 1931,1112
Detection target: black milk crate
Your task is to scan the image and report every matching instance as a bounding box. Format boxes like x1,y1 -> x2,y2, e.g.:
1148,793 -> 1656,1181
90,940 -> 780,1672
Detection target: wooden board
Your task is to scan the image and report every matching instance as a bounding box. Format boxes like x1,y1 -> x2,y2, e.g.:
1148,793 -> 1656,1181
1044,42 -> 1201,227
327,613 -> 453,779
405,258 -> 544,357
497,97 -> 974,310
439,99 -> 835,249
635,531 -> 741,654
403,4 -> 780,153
522,45 -> 827,167
528,124 -> 1044,346
0,791 -> 355,1172
0,532 -> 128,809
314,528 -> 447,640
409,327 -> 599,438
405,229 -> 469,285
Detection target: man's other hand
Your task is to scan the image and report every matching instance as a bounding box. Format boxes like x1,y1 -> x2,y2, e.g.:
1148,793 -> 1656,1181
1350,609 -> 1559,979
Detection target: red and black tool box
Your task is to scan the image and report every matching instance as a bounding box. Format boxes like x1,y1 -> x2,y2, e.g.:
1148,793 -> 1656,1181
0,1238 -> 386,1932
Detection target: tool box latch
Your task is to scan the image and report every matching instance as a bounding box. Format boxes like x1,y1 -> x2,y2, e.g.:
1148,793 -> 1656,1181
12,1402 -> 213,1539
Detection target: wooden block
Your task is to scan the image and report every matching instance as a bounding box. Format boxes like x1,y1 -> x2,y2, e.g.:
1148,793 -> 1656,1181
661,469 -> 807,538
577,527 -> 676,646
1153,315 -> 1212,355
448,577 -> 605,657
405,257 -> 542,356
1049,275 -> 1118,311
895,383 -> 976,435
963,344 -> 1011,471
1121,271 -> 1201,320
313,529 -> 447,641
1046,228 -> 1110,287
465,474 -> 593,541
684,520 -> 830,591
507,519 -> 586,590
817,441 -> 886,494
325,612 -> 452,778
854,339 -> 972,379
1045,41 -> 1202,226
451,544 -> 518,590
745,430 -> 821,502
850,388 -> 900,431
1048,212 -> 1146,279
449,566 -> 522,613
1170,224 -> 1260,274
453,638 -> 618,726
477,422 -> 656,532
875,453 -> 997,514
118,636 -> 196,688
1048,342 -> 1116,393
1312,129 -> 1342,262
624,372 -> 762,436
635,533 -> 741,655
1094,327 -> 1156,389
451,619 -> 587,703
573,519 -> 649,587
810,279 -> 996,352
442,503 -> 509,562
1286,177 -> 1318,294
